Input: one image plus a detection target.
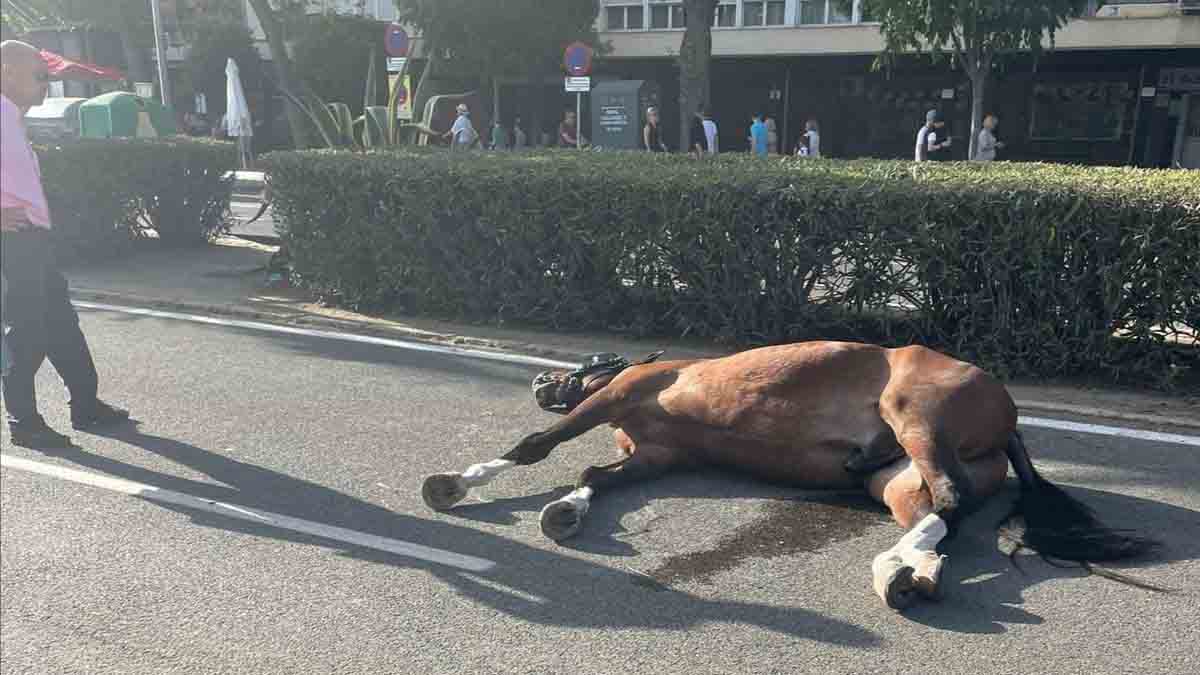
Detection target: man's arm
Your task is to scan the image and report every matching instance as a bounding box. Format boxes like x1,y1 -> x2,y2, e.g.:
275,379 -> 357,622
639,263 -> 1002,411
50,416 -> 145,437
1,105 -> 35,231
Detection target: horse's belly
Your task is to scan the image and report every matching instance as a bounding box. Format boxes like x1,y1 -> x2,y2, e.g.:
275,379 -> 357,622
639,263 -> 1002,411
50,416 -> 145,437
703,437 -> 863,489
657,408 -> 887,489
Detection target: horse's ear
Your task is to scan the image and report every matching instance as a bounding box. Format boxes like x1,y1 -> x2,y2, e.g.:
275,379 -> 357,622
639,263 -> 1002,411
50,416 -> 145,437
639,351 -> 666,365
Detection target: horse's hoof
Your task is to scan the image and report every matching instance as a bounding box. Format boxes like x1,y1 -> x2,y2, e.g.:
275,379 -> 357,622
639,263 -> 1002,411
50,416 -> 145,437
912,554 -> 947,601
880,564 -> 919,611
422,473 -> 468,511
540,499 -> 584,541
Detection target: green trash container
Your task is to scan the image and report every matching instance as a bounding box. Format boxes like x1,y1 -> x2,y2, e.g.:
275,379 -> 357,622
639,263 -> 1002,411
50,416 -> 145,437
79,92 -> 176,139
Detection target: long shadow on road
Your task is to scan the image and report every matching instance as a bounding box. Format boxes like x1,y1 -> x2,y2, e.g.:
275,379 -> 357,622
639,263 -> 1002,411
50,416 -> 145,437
46,423 -> 1196,640
51,425 -> 881,647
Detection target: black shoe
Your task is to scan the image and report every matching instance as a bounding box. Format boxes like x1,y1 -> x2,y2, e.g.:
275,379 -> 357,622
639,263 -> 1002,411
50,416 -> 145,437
71,401 -> 131,431
9,420 -> 73,449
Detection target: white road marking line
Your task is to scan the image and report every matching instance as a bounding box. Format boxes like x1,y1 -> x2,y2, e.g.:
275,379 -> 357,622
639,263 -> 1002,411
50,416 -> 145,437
73,301 -> 1200,447
1018,416 -> 1200,448
0,454 -> 496,573
73,301 -> 571,370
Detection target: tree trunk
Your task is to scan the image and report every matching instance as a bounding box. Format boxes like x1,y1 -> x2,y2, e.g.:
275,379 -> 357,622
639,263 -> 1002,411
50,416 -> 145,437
528,66 -> 545,147
246,0 -> 313,149
677,1 -> 718,152
413,46 -> 442,125
117,24 -> 150,84
968,69 -> 987,161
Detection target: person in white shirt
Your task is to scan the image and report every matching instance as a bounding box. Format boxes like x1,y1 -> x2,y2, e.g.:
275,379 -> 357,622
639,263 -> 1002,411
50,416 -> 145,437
973,113 -> 1004,161
443,104 -> 478,150
804,119 -> 821,158
702,109 -> 719,155
915,109 -> 951,162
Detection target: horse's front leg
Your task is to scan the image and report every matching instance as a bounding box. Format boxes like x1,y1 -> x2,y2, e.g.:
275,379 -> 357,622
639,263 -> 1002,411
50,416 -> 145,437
866,458 -> 949,610
539,428 -> 684,541
865,442 -> 1011,610
422,390 -> 620,511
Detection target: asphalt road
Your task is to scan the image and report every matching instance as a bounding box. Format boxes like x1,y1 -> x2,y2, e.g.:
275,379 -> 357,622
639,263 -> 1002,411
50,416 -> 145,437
2,309 -> 1198,674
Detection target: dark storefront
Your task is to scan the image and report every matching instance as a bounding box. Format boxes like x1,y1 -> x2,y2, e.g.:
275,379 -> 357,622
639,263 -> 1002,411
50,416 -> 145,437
595,48 -> 1200,167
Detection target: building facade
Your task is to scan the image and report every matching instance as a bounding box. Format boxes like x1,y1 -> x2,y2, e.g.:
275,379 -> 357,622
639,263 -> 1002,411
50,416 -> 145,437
594,0 -> 1200,167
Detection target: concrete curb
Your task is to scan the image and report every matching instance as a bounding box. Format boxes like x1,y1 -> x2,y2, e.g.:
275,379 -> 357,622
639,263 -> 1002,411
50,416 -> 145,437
70,288 -> 1200,431
69,289 -> 592,365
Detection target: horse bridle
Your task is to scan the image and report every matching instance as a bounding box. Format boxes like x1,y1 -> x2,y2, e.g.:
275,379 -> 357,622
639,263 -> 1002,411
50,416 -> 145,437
532,351 -> 665,414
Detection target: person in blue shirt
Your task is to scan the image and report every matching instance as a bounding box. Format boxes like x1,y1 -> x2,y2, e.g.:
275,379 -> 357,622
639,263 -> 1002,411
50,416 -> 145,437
749,113 -> 769,157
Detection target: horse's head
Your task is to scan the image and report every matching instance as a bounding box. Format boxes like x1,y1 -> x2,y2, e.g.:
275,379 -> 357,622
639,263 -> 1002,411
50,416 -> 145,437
532,351 -> 665,414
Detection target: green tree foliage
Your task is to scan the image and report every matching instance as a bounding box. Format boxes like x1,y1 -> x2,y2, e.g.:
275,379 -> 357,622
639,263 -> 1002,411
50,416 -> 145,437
3,0 -> 153,80
288,12 -> 385,117
862,0 -> 1088,158
186,15 -> 263,119
393,0 -> 600,121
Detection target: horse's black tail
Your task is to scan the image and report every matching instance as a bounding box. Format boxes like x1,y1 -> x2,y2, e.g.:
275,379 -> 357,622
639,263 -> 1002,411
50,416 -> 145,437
998,431 -> 1165,591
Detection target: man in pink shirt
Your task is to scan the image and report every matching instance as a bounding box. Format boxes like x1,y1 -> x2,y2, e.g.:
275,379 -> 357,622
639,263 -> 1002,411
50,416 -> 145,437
2,40 -> 128,448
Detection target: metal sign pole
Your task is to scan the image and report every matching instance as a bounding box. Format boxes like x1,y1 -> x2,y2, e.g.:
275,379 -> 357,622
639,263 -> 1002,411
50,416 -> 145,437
149,0 -> 172,106
576,92 -> 582,150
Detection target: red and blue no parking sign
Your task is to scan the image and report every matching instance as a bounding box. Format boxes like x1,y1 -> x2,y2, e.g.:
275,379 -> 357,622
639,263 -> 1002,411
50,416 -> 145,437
563,42 -> 593,77
385,23 -> 410,58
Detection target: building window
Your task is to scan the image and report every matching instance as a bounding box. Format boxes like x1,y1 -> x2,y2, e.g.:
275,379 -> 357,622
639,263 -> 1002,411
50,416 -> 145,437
828,0 -> 853,24
714,2 -> 737,27
744,1 -> 785,26
649,1 -> 684,29
607,4 -> 645,30
800,0 -> 861,24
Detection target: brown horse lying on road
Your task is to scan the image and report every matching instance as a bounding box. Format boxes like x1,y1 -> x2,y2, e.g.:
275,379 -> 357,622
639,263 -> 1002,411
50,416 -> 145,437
422,341 -> 1157,610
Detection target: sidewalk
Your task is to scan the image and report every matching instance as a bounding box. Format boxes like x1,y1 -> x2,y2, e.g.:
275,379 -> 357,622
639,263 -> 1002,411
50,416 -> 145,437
64,238 -> 1199,429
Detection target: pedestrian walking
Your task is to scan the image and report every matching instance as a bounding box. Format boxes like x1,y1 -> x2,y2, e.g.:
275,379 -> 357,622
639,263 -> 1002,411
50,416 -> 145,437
915,108 -> 952,162
512,115 -> 528,149
804,119 -> 821,158
794,135 -> 810,157
444,103 -> 478,150
643,106 -> 667,152
558,110 -> 588,148
689,109 -> 707,159
973,113 -> 1005,162
490,119 -> 507,151
702,109 -> 719,156
1,40 -> 129,448
765,115 -> 779,155
749,113 -> 769,157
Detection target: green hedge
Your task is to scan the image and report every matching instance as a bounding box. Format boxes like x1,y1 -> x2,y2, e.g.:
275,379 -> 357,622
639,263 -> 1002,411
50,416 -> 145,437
36,138 -> 237,255
264,150 -> 1200,388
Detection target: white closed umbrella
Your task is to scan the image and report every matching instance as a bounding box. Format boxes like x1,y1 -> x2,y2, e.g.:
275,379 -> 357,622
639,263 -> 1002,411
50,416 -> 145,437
225,58 -> 253,168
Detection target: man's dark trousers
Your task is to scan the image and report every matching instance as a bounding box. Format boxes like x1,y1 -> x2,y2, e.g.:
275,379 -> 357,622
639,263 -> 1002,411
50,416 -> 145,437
1,229 -> 98,425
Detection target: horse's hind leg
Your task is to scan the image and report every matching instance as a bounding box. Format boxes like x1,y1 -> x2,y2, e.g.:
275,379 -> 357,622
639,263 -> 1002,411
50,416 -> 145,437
422,390 -> 620,511
540,428 -> 685,541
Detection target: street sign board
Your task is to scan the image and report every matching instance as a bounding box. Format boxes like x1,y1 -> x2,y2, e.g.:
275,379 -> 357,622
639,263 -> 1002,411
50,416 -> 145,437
387,57 -> 406,73
390,72 -> 413,120
563,42 -> 593,77
565,76 -> 591,93
135,81 -> 155,99
385,23 -> 410,58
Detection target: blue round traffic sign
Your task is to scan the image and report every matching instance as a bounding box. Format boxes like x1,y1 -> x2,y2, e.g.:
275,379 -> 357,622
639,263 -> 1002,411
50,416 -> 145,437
563,42 -> 593,77
385,23 -> 410,58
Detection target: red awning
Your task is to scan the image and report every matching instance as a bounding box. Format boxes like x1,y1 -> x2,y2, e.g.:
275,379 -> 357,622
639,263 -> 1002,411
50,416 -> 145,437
39,50 -> 125,82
